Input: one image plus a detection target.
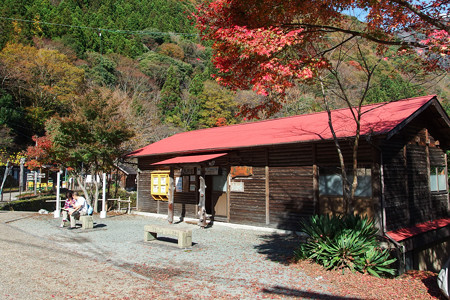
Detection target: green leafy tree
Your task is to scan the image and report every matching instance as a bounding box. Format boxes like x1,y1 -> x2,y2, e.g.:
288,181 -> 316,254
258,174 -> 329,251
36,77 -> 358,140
158,65 -> 182,123
0,90 -> 26,145
366,74 -> 424,104
46,89 -> 134,210
0,43 -> 85,134
157,43 -> 185,61
197,80 -> 240,128
84,52 -> 117,86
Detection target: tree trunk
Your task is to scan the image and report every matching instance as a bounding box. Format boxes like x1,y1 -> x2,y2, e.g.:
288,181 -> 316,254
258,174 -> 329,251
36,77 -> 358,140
76,175 -> 91,204
320,81 -> 352,214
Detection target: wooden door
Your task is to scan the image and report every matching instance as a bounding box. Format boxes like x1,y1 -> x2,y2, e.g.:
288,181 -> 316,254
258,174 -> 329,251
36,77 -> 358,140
207,171 -> 228,217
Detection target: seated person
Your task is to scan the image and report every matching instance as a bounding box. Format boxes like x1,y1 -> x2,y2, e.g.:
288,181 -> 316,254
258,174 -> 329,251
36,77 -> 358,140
69,192 -> 88,228
60,192 -> 75,228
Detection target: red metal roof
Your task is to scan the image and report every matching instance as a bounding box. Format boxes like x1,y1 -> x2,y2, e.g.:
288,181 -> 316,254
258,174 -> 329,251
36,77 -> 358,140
151,153 -> 228,165
386,217 -> 450,242
128,95 -> 437,157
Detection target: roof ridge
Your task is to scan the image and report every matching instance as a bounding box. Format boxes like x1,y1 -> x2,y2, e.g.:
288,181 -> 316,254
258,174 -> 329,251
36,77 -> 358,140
173,95 -> 436,136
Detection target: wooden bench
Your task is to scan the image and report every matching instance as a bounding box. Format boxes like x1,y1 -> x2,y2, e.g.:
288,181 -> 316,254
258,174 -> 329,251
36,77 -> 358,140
144,224 -> 192,248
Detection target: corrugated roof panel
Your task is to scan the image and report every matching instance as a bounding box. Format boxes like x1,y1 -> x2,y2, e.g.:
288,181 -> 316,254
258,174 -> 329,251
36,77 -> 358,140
129,95 -> 436,157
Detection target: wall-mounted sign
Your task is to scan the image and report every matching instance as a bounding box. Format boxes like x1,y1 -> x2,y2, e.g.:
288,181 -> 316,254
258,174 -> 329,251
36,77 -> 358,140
181,167 -> 195,175
230,166 -> 253,178
205,167 -> 219,175
175,177 -> 183,192
230,181 -> 245,192
151,171 -> 170,201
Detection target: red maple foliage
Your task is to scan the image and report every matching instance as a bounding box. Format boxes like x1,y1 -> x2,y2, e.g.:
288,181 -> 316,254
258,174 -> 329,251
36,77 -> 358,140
194,0 -> 449,111
25,135 -> 55,170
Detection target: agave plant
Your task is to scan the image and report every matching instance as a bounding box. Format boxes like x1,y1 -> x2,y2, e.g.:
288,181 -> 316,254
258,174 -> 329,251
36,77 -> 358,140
296,214 -> 397,277
355,247 -> 397,278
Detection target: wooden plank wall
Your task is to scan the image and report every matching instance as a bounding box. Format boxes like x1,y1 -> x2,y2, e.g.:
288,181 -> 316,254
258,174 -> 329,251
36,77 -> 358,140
383,114 -> 449,231
316,141 -> 374,165
229,166 -> 267,226
137,170 -> 158,213
429,147 -> 449,219
269,166 -> 314,230
406,144 -> 431,224
382,136 -> 409,230
268,144 -> 314,229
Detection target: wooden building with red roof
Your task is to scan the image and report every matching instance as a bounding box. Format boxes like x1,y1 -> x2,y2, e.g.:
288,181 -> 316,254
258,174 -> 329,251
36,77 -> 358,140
128,95 -> 450,272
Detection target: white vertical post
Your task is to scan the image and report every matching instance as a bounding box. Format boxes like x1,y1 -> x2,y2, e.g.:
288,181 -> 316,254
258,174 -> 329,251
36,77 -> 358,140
34,170 -> 37,194
100,173 -> 107,218
54,170 -> 62,218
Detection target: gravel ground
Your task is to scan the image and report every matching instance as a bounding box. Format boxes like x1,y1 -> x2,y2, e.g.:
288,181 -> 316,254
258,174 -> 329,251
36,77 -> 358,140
0,211 -> 344,299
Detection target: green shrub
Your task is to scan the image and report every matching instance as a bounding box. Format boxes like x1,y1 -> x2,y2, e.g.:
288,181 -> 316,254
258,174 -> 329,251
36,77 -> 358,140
295,214 -> 396,278
0,195 -> 62,212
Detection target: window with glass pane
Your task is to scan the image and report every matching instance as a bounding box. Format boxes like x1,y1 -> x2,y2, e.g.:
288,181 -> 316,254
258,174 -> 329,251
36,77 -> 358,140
354,168 -> 372,197
319,167 -> 343,196
212,171 -> 228,192
319,167 -> 372,197
430,166 -> 447,192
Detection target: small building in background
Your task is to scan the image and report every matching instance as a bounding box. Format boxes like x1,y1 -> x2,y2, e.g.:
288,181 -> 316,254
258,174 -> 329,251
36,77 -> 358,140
115,163 -> 137,191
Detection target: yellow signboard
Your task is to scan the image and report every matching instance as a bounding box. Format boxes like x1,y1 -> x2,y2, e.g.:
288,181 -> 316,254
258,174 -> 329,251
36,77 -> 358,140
151,171 -> 170,201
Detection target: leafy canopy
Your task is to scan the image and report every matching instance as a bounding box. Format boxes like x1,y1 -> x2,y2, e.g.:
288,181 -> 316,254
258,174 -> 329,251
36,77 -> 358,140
194,0 -> 449,98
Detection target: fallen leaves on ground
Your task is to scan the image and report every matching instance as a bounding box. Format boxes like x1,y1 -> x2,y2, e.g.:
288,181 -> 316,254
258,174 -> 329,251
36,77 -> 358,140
294,260 -> 446,299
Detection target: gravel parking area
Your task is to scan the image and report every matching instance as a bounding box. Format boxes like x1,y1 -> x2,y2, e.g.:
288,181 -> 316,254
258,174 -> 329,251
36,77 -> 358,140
0,211 -> 341,299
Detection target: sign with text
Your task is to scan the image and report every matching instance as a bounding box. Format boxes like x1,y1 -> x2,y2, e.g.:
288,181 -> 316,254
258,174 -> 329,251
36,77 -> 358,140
230,166 -> 253,178
204,167 -> 219,175
230,181 -> 245,192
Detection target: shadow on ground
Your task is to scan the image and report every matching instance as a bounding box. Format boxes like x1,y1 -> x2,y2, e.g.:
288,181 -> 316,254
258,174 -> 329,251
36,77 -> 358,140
254,233 -> 304,264
262,285 -> 364,299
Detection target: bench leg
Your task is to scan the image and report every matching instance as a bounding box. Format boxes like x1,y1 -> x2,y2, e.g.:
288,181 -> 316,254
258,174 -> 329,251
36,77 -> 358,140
177,232 -> 192,248
144,231 -> 157,241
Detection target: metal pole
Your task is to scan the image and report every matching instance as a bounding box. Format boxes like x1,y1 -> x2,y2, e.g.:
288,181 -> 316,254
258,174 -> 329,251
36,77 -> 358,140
54,170 -> 62,218
100,173 -> 107,218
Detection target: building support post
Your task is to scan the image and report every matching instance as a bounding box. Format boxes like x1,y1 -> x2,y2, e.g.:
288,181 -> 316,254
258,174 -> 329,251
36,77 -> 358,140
198,175 -> 207,228
265,166 -> 270,225
167,167 -> 174,224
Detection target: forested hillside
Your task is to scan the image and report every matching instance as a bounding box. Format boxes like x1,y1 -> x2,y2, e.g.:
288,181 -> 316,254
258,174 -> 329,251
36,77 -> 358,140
0,0 -> 448,155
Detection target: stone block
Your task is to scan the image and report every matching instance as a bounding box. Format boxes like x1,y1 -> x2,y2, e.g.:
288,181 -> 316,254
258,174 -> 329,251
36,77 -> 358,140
80,215 -> 94,230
